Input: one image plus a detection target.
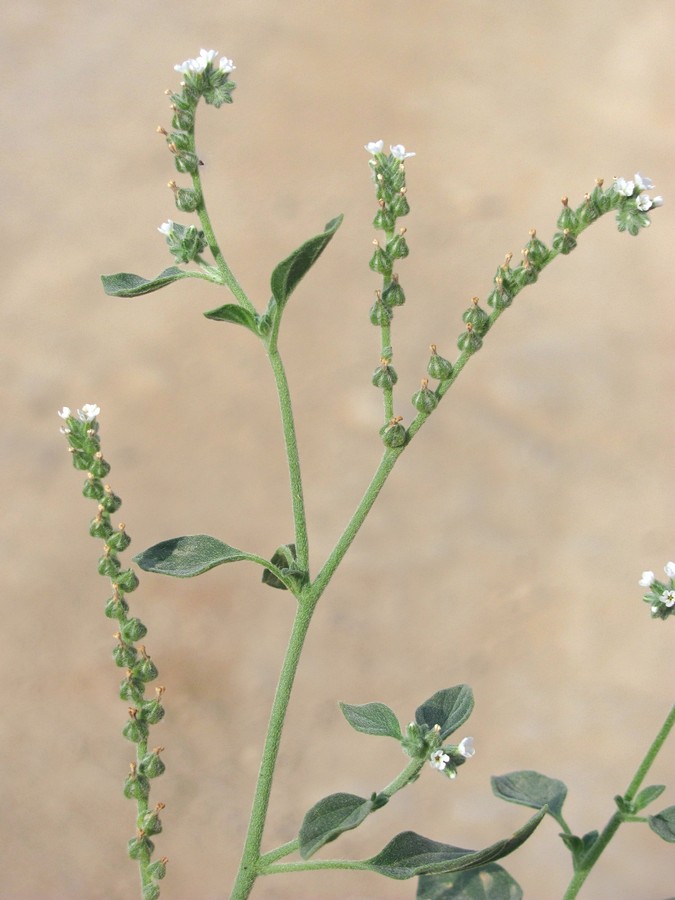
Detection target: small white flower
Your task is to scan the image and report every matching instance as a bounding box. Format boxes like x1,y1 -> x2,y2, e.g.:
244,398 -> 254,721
636,192 -> 655,211
78,403 -> 100,422
634,172 -> 654,191
639,570 -> 656,587
58,407 -> 71,419
650,195 -> 664,208
174,49 -> 227,75
219,57 -> 236,73
199,48 -> 219,64
664,561 -> 675,579
458,736 -> 475,759
614,177 -> 635,197
158,220 -> 174,236
390,144 -> 415,160
662,590 -> 675,608
365,140 -> 384,154
429,749 -> 450,771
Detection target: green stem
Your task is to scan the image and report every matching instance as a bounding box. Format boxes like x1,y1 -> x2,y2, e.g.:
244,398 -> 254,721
186,107 -> 255,314
230,598 -> 318,900
266,345 -> 310,573
310,446 -> 403,599
562,703 -> 675,900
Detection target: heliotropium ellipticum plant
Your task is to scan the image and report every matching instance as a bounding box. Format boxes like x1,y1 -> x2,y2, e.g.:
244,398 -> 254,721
60,49 -> 673,900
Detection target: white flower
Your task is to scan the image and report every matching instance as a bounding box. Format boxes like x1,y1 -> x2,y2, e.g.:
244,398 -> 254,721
650,196 -> 664,208
78,403 -> 100,422
662,590 -> 675,608
429,749 -> 450,770
634,172 -> 654,191
174,49 -> 234,75
158,220 -> 174,236
664,561 -> 675,579
58,407 -> 71,419
390,144 -> 415,160
636,192 -> 657,211
458,736 -> 475,759
614,177 -> 635,197
639,570 -> 656,587
365,140 -> 384,154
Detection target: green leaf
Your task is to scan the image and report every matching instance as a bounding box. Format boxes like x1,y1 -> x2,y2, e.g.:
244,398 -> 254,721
363,809 -> 546,879
299,793 -> 375,859
491,771 -> 567,822
261,543 -> 306,591
203,303 -> 259,334
270,214 -> 343,312
101,267 -> 195,297
648,806 -> 675,842
417,863 -> 523,899
415,686 -> 474,740
634,784 -> 666,812
133,534 -> 272,578
339,701 -> 402,739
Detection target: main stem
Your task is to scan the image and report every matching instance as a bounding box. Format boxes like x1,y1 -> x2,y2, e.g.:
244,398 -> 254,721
230,446 -> 405,899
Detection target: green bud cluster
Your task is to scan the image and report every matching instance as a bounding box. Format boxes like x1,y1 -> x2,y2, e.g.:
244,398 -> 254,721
400,721 -> 442,760
60,408 -> 166,895
160,56 -> 236,222
158,219 -> 208,265
367,145 -> 415,444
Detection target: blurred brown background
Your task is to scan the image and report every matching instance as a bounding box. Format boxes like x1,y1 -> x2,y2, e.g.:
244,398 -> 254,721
2,2 -> 673,898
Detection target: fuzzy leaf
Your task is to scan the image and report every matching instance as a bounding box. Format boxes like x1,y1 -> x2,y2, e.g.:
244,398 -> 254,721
417,863 -> 523,899
491,771 -> 567,822
270,214 -> 343,311
299,793 -> 374,859
101,267 -> 194,297
634,784 -> 666,812
363,809 -> 546,879
203,303 -> 259,333
415,685 -> 474,740
133,534 -> 270,578
339,701 -> 402,739
648,806 -> 675,842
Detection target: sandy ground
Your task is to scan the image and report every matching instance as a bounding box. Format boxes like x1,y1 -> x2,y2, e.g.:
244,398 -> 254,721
2,2 -> 673,898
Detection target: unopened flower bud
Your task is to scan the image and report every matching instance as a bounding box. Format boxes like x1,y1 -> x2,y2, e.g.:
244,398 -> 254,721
107,525 -> 131,552
147,858 -> 168,880
427,345 -> 453,381
114,568 -> 140,593
372,360 -> 398,389
380,416 -> 407,448
386,228 -> 409,260
457,323 -> 483,354
462,298 -> 490,336
168,181 -> 200,212
525,229 -> 550,269
121,617 -> 148,642
370,297 -> 393,326
390,189 -> 410,218
113,636 -> 138,668
411,379 -> 439,414
382,276 -> 406,307
369,240 -> 392,275
123,708 -> 150,744
140,748 -> 166,779
552,228 -> 577,255
556,197 -> 579,232
127,831 -> 154,859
